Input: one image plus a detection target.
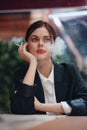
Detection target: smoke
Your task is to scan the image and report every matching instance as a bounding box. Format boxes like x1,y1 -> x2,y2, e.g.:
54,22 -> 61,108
45,37 -> 67,59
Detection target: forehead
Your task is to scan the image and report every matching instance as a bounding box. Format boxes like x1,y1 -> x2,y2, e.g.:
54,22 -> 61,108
30,27 -> 50,37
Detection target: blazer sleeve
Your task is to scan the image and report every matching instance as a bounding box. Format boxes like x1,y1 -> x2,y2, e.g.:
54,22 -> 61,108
66,63 -> 87,116
10,66 -> 37,114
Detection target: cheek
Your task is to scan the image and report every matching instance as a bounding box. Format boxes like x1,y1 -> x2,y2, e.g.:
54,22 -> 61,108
49,51 -> 52,57
46,50 -> 52,58
27,43 -> 33,52
27,44 -> 36,54
44,43 -> 53,53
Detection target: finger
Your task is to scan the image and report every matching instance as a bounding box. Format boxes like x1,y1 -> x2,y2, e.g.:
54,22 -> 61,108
18,42 -> 26,54
34,97 -> 36,100
22,43 -> 28,53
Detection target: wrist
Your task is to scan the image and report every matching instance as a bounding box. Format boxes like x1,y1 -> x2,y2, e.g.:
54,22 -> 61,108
30,60 -> 37,68
34,97 -> 43,111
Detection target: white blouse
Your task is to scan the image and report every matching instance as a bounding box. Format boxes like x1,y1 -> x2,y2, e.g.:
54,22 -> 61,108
38,65 -> 72,115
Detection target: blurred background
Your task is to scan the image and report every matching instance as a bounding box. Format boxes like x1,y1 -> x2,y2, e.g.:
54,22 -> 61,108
0,0 -> 87,113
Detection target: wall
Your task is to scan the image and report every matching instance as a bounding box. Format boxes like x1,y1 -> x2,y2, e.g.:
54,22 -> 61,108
0,0 -> 87,10
0,13 -> 30,40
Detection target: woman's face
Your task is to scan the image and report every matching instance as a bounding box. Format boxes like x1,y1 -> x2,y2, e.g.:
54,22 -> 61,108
27,27 -> 53,61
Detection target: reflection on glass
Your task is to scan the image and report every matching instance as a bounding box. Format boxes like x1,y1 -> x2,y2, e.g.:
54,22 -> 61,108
49,8 -> 87,82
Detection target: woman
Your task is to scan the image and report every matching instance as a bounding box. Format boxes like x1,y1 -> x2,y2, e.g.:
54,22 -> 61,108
10,20 -> 87,116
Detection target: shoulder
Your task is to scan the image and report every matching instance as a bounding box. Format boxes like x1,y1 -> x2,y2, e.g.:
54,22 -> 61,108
54,61 -> 76,69
54,61 -> 79,75
61,62 -> 77,70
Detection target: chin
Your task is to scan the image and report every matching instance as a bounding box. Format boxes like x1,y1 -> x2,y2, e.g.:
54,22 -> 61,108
37,57 -> 45,61
36,53 -> 51,61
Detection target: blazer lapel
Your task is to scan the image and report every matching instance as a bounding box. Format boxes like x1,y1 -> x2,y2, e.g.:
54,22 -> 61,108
54,63 -> 68,102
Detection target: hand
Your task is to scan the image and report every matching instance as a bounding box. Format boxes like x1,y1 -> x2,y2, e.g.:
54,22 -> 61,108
18,42 -> 37,65
34,97 -> 41,111
34,97 -> 64,114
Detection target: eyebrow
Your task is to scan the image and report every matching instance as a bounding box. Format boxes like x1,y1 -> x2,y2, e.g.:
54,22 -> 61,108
30,35 -> 51,38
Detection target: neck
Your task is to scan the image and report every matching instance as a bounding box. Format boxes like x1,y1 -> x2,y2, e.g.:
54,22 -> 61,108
37,59 -> 53,78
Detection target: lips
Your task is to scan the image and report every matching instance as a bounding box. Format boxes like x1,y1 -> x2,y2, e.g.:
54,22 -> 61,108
36,49 -> 46,54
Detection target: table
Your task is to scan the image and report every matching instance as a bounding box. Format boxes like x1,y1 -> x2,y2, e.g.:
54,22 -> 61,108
28,116 -> 87,130
0,114 -> 87,130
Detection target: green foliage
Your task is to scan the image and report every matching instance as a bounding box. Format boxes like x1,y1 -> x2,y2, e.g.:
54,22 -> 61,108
0,38 -> 24,113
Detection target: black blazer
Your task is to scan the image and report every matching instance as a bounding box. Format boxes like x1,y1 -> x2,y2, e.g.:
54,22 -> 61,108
10,62 -> 87,116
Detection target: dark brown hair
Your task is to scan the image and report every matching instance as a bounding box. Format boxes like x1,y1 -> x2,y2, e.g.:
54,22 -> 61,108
25,20 -> 56,42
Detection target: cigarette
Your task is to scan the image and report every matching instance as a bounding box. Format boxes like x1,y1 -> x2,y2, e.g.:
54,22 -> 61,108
14,43 -> 20,46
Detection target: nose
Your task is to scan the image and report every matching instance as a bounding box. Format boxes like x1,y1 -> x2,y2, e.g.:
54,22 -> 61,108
38,40 -> 44,47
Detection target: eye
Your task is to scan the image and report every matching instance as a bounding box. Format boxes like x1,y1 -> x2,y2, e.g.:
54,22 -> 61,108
31,37 -> 38,42
44,37 -> 52,43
